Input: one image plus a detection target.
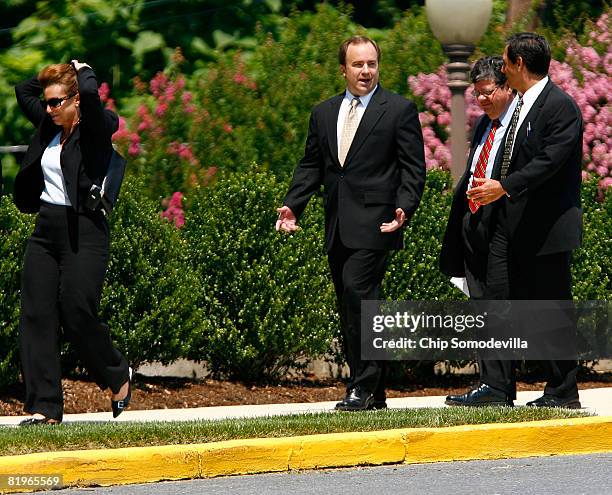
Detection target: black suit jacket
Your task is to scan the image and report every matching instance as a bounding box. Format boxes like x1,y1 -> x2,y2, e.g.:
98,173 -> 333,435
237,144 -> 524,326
14,67 -> 118,214
439,111 -> 513,277
283,86 -> 426,251
439,114 -> 501,277
499,80 -> 583,256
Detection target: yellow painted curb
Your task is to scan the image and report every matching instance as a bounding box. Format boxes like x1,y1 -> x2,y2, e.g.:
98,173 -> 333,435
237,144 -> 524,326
1,416 -> 611,492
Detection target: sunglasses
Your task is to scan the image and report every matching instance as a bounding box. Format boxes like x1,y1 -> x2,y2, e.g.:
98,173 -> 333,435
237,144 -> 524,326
44,93 -> 77,109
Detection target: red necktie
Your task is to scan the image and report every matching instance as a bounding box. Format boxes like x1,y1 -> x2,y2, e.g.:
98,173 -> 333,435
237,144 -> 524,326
469,119 -> 500,214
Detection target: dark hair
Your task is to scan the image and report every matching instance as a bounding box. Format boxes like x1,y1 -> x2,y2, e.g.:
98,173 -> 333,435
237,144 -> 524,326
338,35 -> 380,65
506,32 -> 551,77
470,56 -> 507,86
38,63 -> 78,94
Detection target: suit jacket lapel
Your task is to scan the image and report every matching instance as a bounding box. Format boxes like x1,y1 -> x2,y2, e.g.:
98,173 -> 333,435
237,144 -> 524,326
467,116 -> 489,172
343,86 -> 386,167
326,94 -> 344,167
454,115 -> 489,194
509,80 -> 553,166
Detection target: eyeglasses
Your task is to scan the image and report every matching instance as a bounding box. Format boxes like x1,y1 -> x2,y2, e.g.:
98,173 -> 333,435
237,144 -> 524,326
471,86 -> 500,99
43,93 -> 76,109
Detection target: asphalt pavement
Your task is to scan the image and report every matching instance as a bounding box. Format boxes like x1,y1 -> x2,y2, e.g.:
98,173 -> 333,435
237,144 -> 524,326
23,453 -> 612,495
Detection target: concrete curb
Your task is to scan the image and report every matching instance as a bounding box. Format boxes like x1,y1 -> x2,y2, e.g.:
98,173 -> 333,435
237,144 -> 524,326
1,416 -> 611,493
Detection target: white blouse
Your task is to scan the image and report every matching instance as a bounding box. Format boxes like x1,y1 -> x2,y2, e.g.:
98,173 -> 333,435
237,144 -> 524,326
40,132 -> 71,206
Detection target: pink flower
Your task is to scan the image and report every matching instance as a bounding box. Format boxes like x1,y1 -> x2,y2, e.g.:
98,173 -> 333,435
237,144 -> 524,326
223,123 -> 233,134
599,177 -> 612,190
150,72 -> 168,98
112,116 -> 130,141
182,91 -> 193,105
436,112 -> 451,127
161,192 -> 185,228
126,132 -> 141,156
98,82 -> 110,103
234,73 -> 248,85
169,191 -> 183,209
164,84 -> 176,102
155,102 -> 168,117
128,141 -> 140,156
137,104 -> 150,118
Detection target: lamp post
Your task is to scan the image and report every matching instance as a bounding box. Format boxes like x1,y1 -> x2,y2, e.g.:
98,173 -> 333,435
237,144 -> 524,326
425,0 -> 493,182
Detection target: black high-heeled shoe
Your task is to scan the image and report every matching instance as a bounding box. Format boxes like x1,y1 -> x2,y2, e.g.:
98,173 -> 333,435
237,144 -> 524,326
112,367 -> 133,418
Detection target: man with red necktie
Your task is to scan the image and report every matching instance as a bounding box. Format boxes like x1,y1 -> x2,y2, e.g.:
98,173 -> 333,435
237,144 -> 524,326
440,56 -> 518,406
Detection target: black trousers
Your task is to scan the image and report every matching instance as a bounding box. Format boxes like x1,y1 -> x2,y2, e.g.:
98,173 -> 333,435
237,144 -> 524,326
461,207 -> 507,300
479,203 -> 579,400
19,202 -> 129,421
461,208 -> 514,394
327,231 -> 389,399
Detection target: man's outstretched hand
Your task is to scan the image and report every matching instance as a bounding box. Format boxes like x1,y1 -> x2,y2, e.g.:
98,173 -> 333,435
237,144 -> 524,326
275,206 -> 298,233
380,208 -> 406,233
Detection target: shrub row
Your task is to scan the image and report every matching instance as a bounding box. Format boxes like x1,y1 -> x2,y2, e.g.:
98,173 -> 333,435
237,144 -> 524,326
0,171 -> 609,386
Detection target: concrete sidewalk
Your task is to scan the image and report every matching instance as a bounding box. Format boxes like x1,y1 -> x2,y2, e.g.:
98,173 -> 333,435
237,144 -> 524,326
1,388 -> 610,493
1,387 -> 610,426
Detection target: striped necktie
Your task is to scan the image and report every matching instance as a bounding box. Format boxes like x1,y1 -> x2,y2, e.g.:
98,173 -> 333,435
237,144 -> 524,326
339,97 -> 361,166
500,96 -> 523,179
469,119 -> 500,214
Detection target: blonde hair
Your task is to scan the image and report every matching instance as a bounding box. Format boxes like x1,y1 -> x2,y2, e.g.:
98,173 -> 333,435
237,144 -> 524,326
37,63 -> 78,94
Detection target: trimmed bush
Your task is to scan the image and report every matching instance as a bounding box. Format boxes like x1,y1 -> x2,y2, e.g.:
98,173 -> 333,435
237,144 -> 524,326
0,197 -> 34,388
99,177 -> 204,369
385,170 -> 458,301
573,178 -> 612,301
182,171 -> 337,381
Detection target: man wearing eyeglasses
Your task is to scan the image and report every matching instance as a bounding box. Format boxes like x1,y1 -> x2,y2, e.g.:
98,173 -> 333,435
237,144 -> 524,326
440,56 -> 518,406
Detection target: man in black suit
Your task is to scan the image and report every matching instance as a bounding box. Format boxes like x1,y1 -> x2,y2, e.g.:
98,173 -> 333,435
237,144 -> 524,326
440,56 -> 516,300
440,56 -> 518,407
276,35 -> 425,411
449,33 -> 583,408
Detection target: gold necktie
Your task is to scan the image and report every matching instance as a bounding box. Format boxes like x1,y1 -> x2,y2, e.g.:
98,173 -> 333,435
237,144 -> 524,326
339,97 -> 361,166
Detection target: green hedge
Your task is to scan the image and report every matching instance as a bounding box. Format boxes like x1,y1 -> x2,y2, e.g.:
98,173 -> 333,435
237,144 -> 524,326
181,171 -> 337,381
0,197 -> 34,388
0,172 -> 610,387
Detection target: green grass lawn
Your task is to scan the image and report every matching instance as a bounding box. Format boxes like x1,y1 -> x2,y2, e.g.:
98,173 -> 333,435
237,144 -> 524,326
0,407 -> 589,457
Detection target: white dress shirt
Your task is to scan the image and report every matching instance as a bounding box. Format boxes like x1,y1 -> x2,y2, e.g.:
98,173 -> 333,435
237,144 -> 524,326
40,132 -> 71,206
508,76 -> 549,156
466,96 -> 518,191
336,85 -> 378,157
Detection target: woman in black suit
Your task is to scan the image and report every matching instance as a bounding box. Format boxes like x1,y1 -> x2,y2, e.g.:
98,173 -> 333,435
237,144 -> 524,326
14,60 -> 131,425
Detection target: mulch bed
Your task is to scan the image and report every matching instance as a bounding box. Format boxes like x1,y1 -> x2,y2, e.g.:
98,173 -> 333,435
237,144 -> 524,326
2,372 -> 611,416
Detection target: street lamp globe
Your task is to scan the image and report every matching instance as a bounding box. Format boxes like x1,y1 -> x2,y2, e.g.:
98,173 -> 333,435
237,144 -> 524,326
426,0 -> 493,45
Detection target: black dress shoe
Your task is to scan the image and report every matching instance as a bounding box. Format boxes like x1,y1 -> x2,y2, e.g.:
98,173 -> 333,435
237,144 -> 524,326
335,386 -> 374,411
445,383 -> 513,407
526,394 -> 581,409
19,416 -> 61,426
112,367 -> 133,418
